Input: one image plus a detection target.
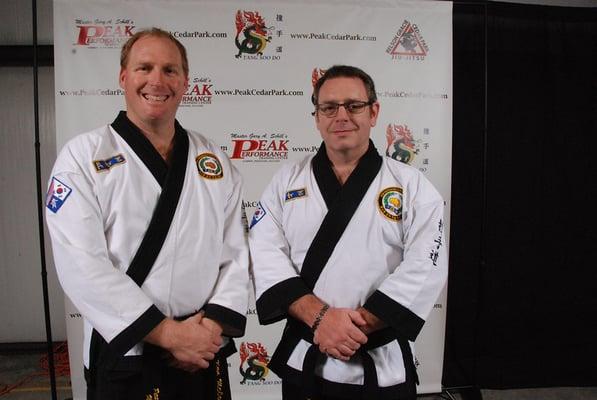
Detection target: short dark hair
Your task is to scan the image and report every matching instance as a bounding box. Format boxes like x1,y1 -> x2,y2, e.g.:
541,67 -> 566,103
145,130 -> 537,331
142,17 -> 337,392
120,27 -> 189,77
311,65 -> 377,105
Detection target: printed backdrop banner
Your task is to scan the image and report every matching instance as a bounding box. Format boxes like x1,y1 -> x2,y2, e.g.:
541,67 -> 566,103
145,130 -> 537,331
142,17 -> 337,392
53,1 -> 453,398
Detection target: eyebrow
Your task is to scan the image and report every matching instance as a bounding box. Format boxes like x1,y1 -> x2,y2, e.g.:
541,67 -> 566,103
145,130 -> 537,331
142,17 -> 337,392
319,98 -> 367,104
133,61 -> 181,70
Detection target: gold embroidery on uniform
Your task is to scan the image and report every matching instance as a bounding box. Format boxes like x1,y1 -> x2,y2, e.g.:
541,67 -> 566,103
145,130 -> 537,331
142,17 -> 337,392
145,387 -> 160,400
215,358 -> 224,400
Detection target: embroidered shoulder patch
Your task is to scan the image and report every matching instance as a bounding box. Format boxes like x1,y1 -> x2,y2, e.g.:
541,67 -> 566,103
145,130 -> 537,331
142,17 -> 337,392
196,153 -> 223,180
378,187 -> 403,221
285,188 -> 307,202
93,154 -> 126,172
46,177 -> 73,213
249,202 -> 267,229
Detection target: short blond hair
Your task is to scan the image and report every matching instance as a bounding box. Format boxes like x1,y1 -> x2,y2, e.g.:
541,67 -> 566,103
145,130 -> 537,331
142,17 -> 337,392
120,27 -> 189,77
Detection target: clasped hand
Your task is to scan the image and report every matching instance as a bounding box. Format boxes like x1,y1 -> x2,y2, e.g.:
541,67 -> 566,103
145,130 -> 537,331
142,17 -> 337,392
163,313 -> 223,372
313,306 -> 386,361
313,307 -> 368,361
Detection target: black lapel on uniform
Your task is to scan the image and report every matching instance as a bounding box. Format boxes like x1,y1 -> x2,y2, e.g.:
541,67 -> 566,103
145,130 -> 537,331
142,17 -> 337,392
312,144 -> 341,209
112,111 -> 171,186
110,111 -> 189,285
89,114 -> 189,374
301,141 -> 382,290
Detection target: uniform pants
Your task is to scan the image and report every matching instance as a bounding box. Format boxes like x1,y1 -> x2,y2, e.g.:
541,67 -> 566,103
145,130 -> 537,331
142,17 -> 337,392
86,351 -> 230,400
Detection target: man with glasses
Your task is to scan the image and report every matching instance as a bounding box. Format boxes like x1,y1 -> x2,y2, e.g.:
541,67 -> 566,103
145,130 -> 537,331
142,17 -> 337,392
249,65 -> 447,400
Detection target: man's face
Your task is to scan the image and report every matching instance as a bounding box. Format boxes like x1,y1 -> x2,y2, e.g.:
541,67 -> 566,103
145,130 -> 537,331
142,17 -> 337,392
119,35 -> 188,129
315,76 -> 379,156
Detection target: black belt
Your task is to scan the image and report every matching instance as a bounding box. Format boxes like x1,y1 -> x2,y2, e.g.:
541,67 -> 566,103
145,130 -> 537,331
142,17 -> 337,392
270,318 -> 418,400
86,310 -> 237,381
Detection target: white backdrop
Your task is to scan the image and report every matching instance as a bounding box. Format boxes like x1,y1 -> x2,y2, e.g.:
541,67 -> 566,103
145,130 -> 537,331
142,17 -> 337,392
53,1 -> 452,398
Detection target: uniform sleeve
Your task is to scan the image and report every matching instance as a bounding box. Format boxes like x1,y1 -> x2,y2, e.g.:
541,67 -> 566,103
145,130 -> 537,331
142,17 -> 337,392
363,179 -> 448,341
249,167 -> 311,325
202,163 -> 250,337
45,146 -> 164,356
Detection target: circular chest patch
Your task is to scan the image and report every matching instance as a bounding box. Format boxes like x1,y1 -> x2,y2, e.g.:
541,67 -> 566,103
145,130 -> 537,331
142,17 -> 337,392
378,187 -> 403,221
196,153 -> 223,180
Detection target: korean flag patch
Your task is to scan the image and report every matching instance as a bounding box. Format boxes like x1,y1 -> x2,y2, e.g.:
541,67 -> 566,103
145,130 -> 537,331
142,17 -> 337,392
46,177 -> 73,213
249,202 -> 267,229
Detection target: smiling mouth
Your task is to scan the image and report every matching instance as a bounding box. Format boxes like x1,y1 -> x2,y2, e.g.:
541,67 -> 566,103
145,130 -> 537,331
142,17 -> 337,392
142,94 -> 169,102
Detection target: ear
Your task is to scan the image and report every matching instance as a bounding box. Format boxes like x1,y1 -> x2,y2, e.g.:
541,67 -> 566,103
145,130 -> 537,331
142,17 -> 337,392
369,101 -> 380,127
118,68 -> 126,90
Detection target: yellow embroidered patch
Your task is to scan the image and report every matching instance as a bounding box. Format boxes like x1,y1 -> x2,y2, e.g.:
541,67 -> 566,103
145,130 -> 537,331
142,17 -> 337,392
378,187 -> 403,221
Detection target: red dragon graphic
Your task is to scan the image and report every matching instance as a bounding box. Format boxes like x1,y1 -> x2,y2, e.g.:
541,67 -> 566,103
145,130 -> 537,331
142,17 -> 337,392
386,123 -> 419,164
239,342 -> 270,384
235,11 -> 271,58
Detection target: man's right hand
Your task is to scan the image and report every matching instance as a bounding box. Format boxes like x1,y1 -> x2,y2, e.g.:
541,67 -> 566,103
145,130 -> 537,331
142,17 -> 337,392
145,313 -> 222,369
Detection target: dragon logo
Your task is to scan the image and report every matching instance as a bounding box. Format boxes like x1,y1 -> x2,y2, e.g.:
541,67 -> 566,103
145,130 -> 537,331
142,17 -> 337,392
311,68 -> 327,88
235,10 -> 271,58
239,342 -> 270,384
386,124 -> 419,165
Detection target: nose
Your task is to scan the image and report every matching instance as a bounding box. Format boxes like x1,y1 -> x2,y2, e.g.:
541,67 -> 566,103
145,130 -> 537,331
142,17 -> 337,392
148,69 -> 164,86
334,104 -> 350,120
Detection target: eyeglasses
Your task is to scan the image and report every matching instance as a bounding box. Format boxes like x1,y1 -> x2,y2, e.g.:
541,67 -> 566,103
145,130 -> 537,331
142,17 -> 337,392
312,100 -> 374,117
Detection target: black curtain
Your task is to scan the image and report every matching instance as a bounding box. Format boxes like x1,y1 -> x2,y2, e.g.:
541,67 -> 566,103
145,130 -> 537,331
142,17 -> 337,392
445,1 -> 597,389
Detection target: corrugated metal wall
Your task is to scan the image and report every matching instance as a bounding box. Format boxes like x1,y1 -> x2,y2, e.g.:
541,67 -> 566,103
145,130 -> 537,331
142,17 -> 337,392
0,0 -> 65,342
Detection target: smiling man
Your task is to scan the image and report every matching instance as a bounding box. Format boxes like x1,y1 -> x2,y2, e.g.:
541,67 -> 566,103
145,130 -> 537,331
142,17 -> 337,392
46,28 -> 249,399
249,65 -> 448,400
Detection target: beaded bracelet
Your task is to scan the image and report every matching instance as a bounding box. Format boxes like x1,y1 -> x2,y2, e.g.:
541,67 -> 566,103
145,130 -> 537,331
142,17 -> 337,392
311,303 -> 330,333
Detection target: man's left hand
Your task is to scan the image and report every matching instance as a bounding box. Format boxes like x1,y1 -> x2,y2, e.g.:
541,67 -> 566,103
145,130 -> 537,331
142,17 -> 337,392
166,317 -> 224,372
200,317 -> 224,344
357,307 -> 386,335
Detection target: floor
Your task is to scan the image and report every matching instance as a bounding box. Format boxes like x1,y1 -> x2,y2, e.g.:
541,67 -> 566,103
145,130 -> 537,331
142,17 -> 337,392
0,345 -> 71,400
1,346 -> 596,399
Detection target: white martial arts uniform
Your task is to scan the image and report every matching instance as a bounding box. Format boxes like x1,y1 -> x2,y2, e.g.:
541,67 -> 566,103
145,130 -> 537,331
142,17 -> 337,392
46,112 -> 249,368
249,143 -> 447,398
